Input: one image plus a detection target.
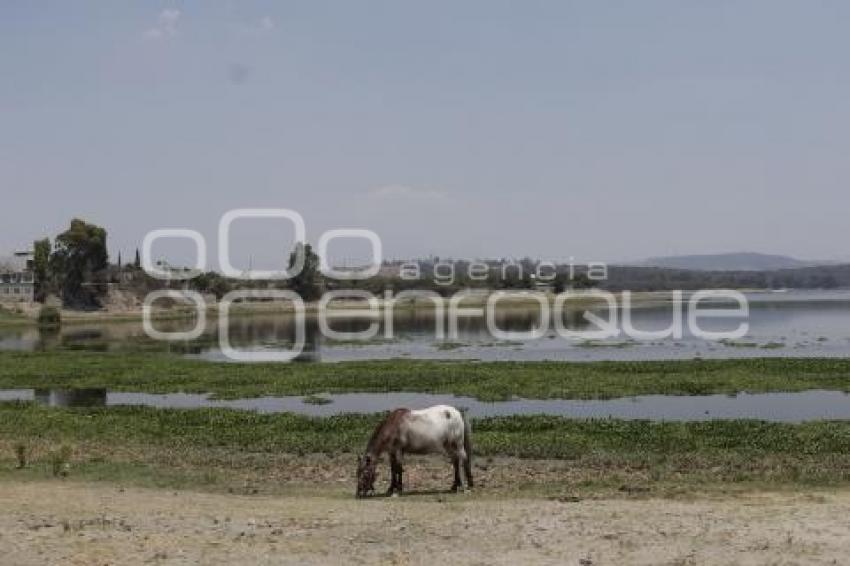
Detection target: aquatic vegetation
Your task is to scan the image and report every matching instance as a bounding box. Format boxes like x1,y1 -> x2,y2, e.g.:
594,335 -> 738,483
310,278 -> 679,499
434,341 -> 468,351
323,337 -> 403,347
718,339 -> 760,348
576,340 -> 636,349
5,352 -> 850,402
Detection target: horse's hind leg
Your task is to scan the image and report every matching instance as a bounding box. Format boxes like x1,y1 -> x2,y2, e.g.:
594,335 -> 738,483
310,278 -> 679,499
454,446 -> 472,491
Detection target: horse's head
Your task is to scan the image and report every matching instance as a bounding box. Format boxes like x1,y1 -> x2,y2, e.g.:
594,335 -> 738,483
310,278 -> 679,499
356,454 -> 377,498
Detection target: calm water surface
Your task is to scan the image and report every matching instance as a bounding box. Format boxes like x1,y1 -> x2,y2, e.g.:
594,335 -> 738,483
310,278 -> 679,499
3,388 -> 850,422
2,290 -> 850,362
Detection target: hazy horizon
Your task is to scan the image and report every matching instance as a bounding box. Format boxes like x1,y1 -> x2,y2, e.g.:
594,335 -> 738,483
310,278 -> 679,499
3,2 -> 850,270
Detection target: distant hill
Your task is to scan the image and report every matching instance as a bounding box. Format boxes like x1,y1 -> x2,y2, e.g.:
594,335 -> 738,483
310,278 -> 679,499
640,252 -> 823,272
600,263 -> 850,291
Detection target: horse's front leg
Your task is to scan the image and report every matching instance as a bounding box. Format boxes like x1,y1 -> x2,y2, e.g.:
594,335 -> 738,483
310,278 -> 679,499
387,453 -> 402,496
451,454 -> 462,492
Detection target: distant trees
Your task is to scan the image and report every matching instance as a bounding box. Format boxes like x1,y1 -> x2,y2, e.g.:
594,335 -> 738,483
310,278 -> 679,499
48,219 -> 109,308
288,242 -> 322,301
191,271 -> 234,299
32,238 -> 51,302
188,243 -> 324,301
26,218 -> 850,312
570,272 -> 595,290
593,264 -> 850,291
490,263 -> 533,289
553,272 -> 592,293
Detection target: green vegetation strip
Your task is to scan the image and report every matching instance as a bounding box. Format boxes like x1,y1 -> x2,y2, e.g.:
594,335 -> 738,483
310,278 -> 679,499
2,403 -> 850,491
3,352 -> 850,400
0,307 -> 30,326
3,402 -> 849,458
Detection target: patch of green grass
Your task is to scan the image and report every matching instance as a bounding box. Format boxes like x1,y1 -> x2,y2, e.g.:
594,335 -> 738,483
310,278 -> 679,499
9,401 -> 850,459
0,305 -> 30,326
4,352 -> 850,402
323,337 -> 403,347
1,403 -> 850,493
434,341 -> 468,351
479,341 -> 524,347
718,339 -> 760,348
576,340 -> 636,348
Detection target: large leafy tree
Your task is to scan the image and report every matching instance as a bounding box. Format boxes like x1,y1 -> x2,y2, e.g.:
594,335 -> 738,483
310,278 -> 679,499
288,242 -> 322,301
49,219 -> 109,307
32,238 -> 51,302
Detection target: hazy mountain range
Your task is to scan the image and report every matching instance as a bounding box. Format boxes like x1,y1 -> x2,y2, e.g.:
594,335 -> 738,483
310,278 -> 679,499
638,252 -> 839,272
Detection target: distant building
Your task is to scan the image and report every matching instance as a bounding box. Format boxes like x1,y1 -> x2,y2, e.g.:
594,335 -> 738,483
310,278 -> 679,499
378,261 -> 406,278
0,250 -> 35,304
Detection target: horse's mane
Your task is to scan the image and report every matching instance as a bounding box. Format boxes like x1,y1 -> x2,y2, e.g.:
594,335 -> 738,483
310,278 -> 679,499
366,408 -> 410,455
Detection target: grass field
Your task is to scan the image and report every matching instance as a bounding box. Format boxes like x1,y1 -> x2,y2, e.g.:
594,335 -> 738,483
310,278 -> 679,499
3,352 -> 850,496
0,306 -> 29,326
2,351 -> 850,400
2,402 -> 850,496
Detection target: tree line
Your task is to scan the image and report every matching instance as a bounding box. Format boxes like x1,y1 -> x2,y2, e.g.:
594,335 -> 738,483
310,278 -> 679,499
31,219 -> 850,310
33,219 -> 110,308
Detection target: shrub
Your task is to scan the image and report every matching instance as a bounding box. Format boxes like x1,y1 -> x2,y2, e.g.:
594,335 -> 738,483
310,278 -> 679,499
50,445 -> 72,477
37,306 -> 61,329
14,443 -> 26,469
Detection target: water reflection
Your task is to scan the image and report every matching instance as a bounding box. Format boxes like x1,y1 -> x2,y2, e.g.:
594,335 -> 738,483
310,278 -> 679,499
6,387 -> 850,422
1,291 -> 849,362
34,388 -> 107,407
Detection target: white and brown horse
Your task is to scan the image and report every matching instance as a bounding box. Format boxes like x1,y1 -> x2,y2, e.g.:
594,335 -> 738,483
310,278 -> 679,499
356,405 -> 473,497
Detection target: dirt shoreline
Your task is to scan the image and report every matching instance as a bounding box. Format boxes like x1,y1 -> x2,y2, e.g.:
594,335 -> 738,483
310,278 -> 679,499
2,480 -> 847,565
2,290 -> 675,326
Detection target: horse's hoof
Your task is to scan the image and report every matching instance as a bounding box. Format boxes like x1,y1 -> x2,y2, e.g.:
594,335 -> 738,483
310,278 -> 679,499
391,492 -> 400,498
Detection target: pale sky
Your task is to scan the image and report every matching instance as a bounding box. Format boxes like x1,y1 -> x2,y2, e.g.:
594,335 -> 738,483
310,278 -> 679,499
2,1 -> 849,270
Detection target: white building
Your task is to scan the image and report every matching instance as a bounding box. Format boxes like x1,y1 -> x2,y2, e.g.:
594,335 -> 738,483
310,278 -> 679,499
0,251 -> 35,304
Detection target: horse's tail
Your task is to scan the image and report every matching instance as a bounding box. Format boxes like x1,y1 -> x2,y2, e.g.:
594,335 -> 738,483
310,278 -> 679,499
462,411 -> 473,488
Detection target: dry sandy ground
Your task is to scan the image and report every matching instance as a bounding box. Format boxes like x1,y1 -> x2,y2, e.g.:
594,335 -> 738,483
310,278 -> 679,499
1,481 -> 848,565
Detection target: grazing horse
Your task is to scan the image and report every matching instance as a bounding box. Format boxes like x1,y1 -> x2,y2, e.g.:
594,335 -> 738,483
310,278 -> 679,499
356,405 -> 473,498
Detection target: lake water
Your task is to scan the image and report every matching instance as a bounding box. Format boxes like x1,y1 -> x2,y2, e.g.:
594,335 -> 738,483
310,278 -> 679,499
2,290 -> 850,362
3,387 -> 850,422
